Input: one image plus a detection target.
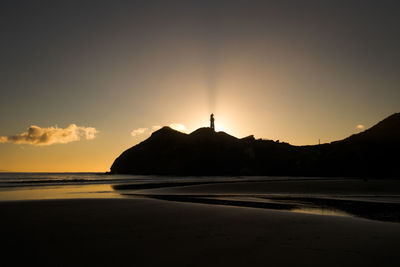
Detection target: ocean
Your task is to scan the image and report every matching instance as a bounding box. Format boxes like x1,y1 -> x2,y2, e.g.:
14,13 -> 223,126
0,172 -> 308,188
0,172 -> 325,201
0,172 -> 151,187
0,172 -> 285,201
1,172 -> 399,221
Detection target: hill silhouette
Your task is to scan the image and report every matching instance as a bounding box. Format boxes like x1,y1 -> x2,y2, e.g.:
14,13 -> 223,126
110,113 -> 400,177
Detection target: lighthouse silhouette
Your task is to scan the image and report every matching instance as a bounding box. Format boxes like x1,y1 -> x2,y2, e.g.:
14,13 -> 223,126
210,114 -> 215,131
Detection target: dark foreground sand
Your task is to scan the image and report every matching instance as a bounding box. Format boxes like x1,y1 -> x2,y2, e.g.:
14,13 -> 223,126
1,197 -> 400,267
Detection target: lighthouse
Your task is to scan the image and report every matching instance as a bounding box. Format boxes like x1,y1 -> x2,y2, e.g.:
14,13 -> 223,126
210,114 -> 215,131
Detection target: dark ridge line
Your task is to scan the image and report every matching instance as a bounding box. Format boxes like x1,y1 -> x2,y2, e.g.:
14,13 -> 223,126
110,113 -> 400,177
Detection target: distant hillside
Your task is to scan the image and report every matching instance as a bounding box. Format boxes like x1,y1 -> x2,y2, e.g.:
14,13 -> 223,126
110,113 -> 400,177
338,113 -> 400,144
319,112 -> 400,177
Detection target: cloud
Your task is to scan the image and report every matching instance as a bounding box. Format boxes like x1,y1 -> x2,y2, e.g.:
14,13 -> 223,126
130,123 -> 186,137
169,123 -> 186,131
131,127 -> 148,136
356,124 -> 365,130
0,124 -> 98,146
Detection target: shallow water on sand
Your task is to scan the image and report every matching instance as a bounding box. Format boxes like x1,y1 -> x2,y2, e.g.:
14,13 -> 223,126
0,184 -> 122,200
1,173 -> 400,222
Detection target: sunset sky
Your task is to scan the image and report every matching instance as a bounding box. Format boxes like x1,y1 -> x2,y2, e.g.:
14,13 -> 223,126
1,1 -> 399,172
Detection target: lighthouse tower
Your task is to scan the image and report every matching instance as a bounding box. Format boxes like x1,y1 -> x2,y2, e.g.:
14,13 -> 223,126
210,114 -> 215,131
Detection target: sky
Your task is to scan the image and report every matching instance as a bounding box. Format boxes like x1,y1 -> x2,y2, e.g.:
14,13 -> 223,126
0,0 -> 399,172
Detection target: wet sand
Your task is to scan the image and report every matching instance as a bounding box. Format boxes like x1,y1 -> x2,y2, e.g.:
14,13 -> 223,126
1,178 -> 400,266
116,178 -> 400,222
1,198 -> 400,266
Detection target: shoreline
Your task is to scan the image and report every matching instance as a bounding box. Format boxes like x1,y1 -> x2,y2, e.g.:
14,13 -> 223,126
2,178 -> 400,223
2,177 -> 400,265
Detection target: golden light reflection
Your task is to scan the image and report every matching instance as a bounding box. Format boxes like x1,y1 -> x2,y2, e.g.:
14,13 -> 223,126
0,184 -> 123,201
291,207 -> 350,217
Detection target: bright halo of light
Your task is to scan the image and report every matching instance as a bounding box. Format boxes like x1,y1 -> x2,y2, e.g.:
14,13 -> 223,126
215,121 -> 227,132
189,113 -> 236,135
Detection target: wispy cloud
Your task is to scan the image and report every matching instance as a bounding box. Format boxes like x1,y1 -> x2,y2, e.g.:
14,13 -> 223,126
169,123 -> 186,131
131,127 -> 148,136
356,124 -> 365,130
131,123 -> 186,137
0,124 -> 98,146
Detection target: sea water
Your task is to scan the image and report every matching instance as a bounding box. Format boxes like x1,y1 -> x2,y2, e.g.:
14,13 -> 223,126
0,172 -> 321,188
1,173 -> 398,222
0,173 -> 286,200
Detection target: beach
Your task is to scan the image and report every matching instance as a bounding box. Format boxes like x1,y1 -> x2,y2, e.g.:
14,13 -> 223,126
1,177 -> 400,266
2,1 -> 400,266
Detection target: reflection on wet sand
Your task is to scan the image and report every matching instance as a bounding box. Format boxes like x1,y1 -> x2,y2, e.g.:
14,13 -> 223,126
0,184 -> 122,201
2,177 -> 400,223
112,179 -> 400,223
